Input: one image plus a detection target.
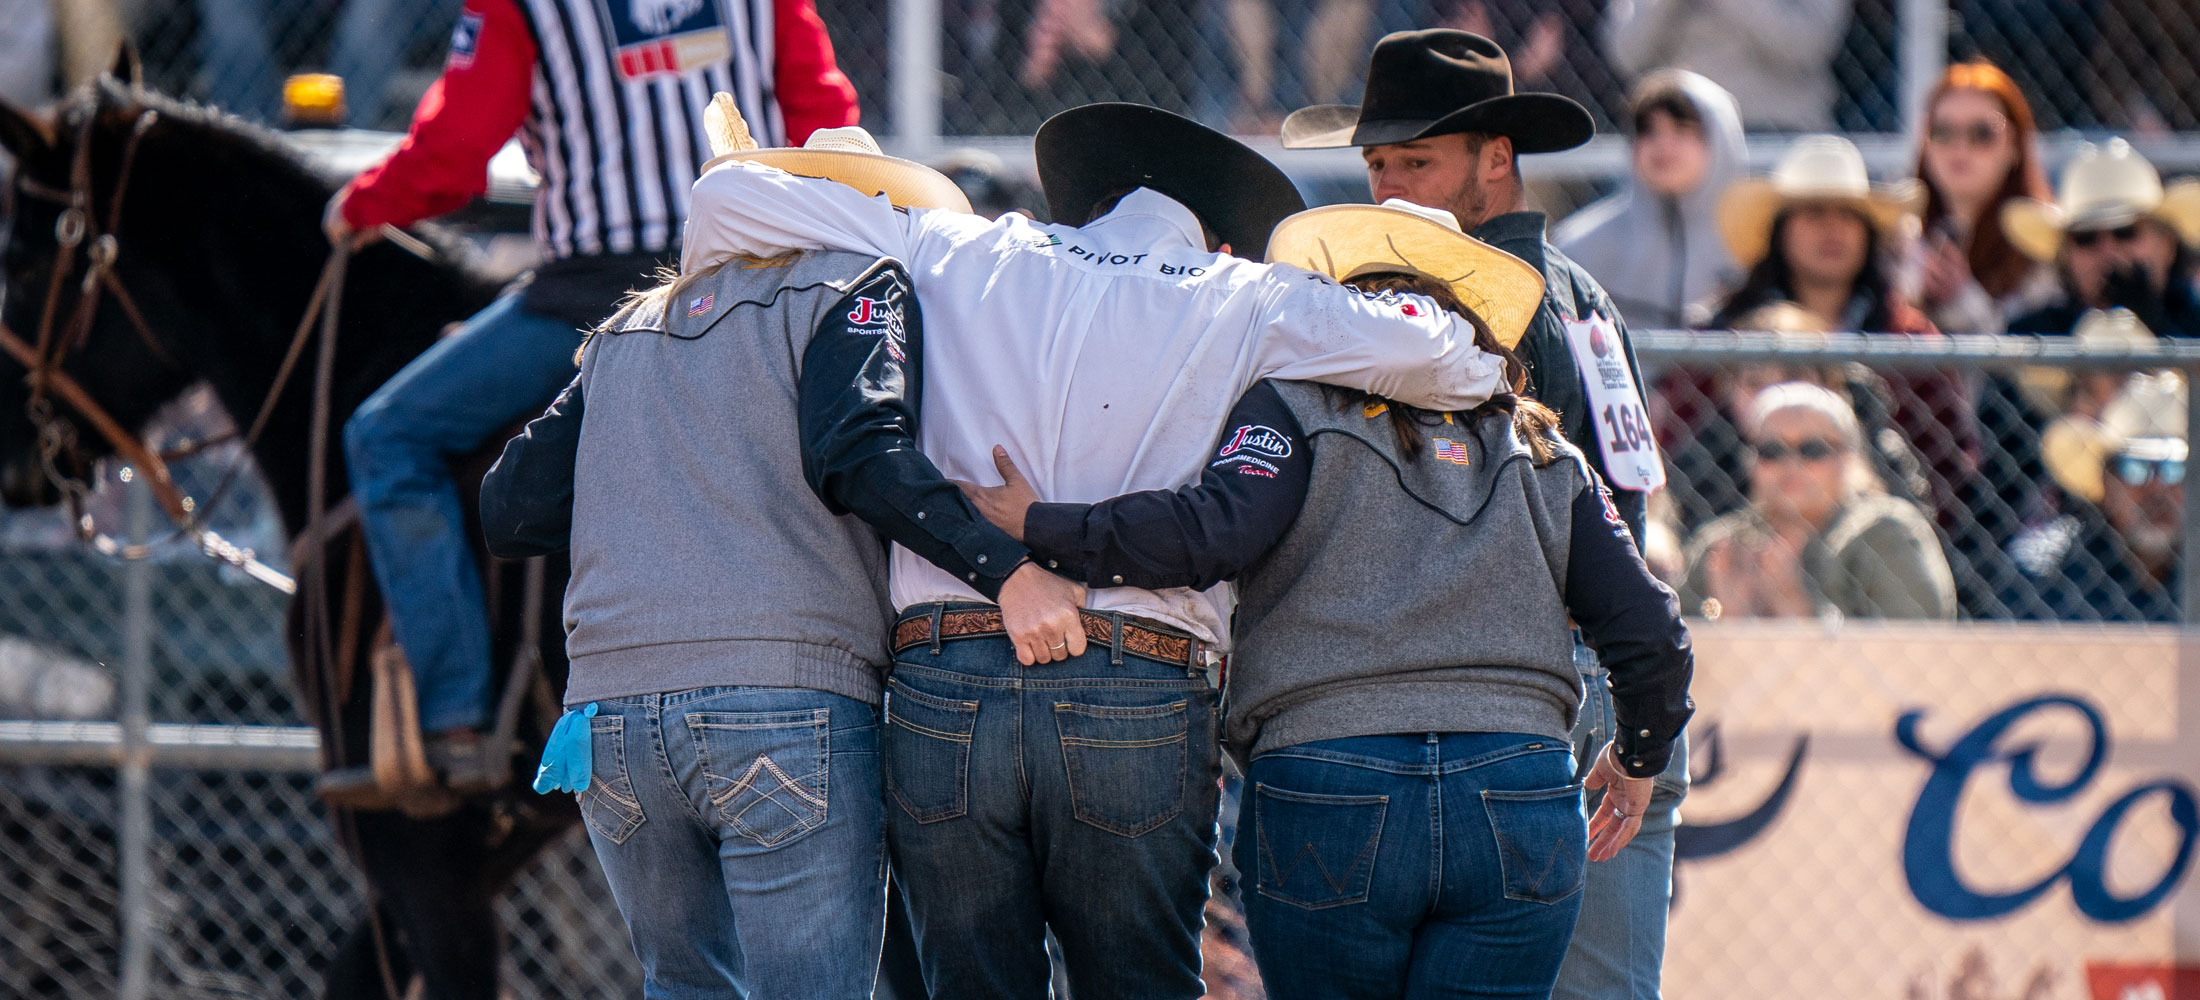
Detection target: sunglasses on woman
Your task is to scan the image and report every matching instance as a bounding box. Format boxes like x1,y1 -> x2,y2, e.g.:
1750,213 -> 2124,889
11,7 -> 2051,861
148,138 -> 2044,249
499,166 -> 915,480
2070,224 -> 2146,249
1753,439 -> 1844,463
1926,120 -> 2005,148
2113,455 -> 2186,488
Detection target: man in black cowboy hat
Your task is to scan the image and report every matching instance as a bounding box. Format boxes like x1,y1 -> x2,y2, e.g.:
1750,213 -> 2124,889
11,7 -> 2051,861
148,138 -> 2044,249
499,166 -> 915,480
682,101 -> 1512,999
1284,29 -> 1686,1000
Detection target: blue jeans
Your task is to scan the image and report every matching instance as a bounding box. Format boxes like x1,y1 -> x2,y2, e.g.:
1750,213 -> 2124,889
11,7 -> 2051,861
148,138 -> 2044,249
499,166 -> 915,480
1239,733 -> 1587,1000
581,686 -> 887,1000
883,616 -> 1221,1000
1554,644 -> 1690,1000
345,292 -> 583,733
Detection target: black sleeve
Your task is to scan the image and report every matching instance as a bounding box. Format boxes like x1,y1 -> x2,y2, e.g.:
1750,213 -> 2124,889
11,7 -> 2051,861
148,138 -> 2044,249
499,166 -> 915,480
480,371 -> 583,559
798,263 -> 1031,600
1563,472 -> 1695,778
1022,381 -> 1311,592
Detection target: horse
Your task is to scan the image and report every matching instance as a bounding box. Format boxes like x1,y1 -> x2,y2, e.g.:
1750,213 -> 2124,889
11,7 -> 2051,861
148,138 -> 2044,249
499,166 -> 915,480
0,58 -> 580,1000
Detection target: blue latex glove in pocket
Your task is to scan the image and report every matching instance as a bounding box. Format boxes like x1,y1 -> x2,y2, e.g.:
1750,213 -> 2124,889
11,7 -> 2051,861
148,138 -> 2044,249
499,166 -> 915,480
533,702 -> 598,794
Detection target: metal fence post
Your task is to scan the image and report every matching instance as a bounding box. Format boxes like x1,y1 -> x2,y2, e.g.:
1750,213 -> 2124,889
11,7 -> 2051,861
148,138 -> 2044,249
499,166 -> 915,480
2185,364 -> 2200,624
118,470 -> 154,1000
890,0 -> 943,155
1898,0 -> 1948,140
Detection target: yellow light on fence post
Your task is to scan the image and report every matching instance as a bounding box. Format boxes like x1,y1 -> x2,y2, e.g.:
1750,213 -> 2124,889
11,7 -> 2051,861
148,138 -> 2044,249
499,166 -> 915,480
283,73 -> 347,127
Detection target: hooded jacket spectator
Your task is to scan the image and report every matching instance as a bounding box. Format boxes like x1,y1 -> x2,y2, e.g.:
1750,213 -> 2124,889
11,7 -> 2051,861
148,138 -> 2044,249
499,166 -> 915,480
1556,69 -> 1747,328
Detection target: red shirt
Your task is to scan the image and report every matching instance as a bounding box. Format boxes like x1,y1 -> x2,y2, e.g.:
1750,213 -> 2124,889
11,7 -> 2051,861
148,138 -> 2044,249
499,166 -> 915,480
341,0 -> 858,232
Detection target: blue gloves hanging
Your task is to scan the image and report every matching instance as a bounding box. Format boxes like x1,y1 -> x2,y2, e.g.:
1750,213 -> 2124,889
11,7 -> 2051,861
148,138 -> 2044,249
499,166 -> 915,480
533,702 -> 598,794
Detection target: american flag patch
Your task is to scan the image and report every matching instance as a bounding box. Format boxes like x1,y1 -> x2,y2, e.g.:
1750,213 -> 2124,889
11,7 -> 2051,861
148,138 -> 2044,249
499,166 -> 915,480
1432,438 -> 1471,466
687,293 -> 713,317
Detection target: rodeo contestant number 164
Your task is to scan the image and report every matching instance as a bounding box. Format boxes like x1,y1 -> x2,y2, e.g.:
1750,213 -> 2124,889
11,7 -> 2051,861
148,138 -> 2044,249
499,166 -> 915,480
1600,402 -> 1652,453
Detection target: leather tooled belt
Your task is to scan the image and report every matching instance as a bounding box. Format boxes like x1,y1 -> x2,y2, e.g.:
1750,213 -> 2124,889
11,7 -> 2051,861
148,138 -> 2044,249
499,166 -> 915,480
892,607 -> 1206,669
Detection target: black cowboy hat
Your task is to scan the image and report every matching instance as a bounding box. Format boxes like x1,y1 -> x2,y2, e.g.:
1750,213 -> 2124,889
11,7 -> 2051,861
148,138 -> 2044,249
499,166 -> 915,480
1280,30 -> 1594,154
1035,103 -> 1307,259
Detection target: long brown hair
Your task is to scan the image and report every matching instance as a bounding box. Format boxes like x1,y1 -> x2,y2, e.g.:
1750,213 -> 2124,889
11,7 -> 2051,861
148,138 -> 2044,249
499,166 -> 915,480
1913,60 -> 2052,299
1326,272 -> 1565,466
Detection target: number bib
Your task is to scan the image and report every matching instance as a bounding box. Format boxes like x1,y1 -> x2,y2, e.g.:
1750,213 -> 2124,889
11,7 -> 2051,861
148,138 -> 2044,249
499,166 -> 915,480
1561,314 -> 1665,492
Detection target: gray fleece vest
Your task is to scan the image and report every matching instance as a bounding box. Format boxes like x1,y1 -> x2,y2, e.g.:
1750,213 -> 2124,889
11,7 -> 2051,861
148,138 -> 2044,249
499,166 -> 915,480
562,250 -> 897,706
1226,380 -> 1592,758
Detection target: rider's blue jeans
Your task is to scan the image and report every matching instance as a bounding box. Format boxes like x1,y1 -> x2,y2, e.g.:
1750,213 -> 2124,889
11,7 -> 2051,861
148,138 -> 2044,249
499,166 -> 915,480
883,620 -> 1222,1000
581,686 -> 887,1000
345,291 -> 582,733
1554,641 -> 1691,1000
1238,733 -> 1586,999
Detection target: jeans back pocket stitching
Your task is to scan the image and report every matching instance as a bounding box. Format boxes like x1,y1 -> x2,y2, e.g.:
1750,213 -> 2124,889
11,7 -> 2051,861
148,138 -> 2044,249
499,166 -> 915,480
1480,786 -> 1587,905
1054,701 -> 1190,838
581,716 -> 646,844
885,680 -> 978,823
1253,787 -> 1387,910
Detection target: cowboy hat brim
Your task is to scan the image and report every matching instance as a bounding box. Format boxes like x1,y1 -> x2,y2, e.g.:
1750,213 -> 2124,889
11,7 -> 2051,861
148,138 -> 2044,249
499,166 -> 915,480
700,147 -> 973,213
1717,178 -> 1923,268
1265,204 -> 1545,349
2002,179 -> 2200,263
1035,103 -> 1305,260
1279,92 -> 1595,154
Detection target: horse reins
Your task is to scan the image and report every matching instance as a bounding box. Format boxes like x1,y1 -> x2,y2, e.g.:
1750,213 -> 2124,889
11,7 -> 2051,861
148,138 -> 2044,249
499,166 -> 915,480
2,104 -> 364,594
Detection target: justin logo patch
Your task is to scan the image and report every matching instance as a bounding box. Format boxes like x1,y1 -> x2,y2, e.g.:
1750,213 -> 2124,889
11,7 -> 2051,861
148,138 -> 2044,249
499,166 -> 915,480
846,296 -> 892,325
1432,438 -> 1471,466
846,286 -> 909,362
599,0 -> 732,82
686,293 -> 713,316
1218,424 -> 1292,461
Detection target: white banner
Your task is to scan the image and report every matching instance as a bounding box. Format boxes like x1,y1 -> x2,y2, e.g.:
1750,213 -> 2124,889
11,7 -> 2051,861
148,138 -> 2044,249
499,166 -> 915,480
1666,621 -> 2200,1000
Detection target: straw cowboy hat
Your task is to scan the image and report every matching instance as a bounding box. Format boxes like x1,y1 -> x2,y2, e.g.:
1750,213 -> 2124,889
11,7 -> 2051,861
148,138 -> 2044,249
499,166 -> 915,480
2000,138 -> 2200,262
1034,103 -> 1306,259
1266,198 -> 1545,348
1717,135 -> 1921,268
2037,309 -> 2177,502
700,94 -> 972,212
1279,30 -> 1594,153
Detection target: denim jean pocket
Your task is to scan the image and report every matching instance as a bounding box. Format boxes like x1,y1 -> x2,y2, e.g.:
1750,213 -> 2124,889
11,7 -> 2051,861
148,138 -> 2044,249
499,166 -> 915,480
1482,784 -> 1587,904
1054,699 -> 1189,838
884,677 -> 978,824
687,708 -> 831,849
1251,783 -> 1387,910
578,715 -> 645,846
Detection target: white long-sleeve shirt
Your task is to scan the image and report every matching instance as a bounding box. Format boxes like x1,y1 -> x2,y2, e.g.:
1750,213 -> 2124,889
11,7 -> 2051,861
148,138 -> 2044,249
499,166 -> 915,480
684,163 -> 1507,643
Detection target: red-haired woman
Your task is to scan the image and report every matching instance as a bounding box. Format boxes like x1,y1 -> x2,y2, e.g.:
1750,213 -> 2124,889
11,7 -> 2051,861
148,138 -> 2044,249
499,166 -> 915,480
1905,60 -> 2060,334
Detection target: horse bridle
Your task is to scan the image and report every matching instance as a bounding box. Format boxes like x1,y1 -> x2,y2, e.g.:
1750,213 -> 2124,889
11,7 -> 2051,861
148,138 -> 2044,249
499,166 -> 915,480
1,103 -> 346,592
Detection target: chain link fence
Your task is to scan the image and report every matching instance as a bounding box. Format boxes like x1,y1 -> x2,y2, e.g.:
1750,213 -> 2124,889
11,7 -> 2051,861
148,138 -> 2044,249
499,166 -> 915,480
6,1 -> 2194,143
2,337 -> 2196,996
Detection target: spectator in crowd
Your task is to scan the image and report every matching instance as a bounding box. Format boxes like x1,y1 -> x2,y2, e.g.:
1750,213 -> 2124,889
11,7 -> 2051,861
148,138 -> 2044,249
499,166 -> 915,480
1661,301 -> 1927,530
0,0 -> 53,110
1711,135 -> 1979,523
196,0 -> 284,120
2090,0 -> 2200,133
1680,381 -> 1957,619
1602,0 -> 1849,131
1970,142 -> 2200,591
1218,0 -> 1380,133
2003,139 -> 2200,339
1556,68 -> 1746,329
331,0 -> 459,128
2011,369 -> 2185,621
1905,60 -> 2058,336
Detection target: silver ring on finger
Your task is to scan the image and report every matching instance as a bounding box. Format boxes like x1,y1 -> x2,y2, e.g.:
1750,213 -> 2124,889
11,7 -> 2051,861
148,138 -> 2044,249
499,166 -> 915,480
1048,641 -> 1068,650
